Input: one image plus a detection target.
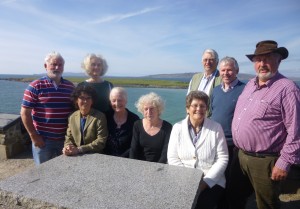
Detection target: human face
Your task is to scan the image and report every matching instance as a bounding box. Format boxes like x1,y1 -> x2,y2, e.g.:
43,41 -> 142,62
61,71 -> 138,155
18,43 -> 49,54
202,52 -> 218,75
253,53 -> 280,83
45,58 -> 64,82
143,103 -> 159,121
220,62 -> 238,86
186,99 -> 207,123
77,92 -> 93,116
88,57 -> 103,78
110,92 -> 127,113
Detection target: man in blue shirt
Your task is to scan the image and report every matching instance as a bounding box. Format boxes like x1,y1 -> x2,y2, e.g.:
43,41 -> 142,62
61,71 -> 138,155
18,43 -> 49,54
210,56 -> 245,209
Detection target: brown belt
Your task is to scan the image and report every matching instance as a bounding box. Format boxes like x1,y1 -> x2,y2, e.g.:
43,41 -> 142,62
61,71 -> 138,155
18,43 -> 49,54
241,150 -> 279,158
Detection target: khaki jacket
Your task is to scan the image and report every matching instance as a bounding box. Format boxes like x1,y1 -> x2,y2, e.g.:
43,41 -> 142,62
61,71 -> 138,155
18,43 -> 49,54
65,109 -> 108,153
188,70 -> 222,117
188,70 -> 222,98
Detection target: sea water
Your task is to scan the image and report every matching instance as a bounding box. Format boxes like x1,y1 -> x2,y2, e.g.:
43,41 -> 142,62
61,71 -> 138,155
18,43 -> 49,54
1,79 -> 299,125
0,80 -> 187,124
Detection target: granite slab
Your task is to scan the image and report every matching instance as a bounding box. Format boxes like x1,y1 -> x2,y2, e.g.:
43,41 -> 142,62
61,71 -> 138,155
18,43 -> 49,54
0,154 -> 203,209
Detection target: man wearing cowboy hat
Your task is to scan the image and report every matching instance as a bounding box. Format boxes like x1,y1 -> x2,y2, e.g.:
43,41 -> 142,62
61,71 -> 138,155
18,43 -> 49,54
228,40 -> 300,209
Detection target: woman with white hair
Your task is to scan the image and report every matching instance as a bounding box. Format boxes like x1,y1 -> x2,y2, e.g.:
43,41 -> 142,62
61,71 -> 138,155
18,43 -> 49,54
78,53 -> 113,113
104,87 -> 139,157
129,92 -> 172,163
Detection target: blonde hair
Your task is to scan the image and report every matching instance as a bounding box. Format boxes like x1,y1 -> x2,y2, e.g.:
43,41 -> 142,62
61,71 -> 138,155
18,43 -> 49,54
81,53 -> 108,76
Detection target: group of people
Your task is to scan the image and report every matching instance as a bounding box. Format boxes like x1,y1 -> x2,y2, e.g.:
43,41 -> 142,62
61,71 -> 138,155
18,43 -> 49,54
20,40 -> 300,209
20,52 -> 170,164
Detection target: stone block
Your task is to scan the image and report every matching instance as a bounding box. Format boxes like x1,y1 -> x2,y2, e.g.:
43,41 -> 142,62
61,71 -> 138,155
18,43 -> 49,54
0,134 -> 5,144
0,113 -> 29,158
0,154 -> 203,209
0,145 -> 8,159
0,142 -> 26,160
0,114 -> 20,132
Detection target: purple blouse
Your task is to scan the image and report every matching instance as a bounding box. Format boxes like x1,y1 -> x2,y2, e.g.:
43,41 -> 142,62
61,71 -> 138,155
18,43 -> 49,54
232,72 -> 300,171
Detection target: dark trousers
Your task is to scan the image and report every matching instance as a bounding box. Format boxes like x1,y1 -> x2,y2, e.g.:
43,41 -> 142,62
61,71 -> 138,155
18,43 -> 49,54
192,184 -> 224,209
216,145 -> 235,209
227,149 -> 281,209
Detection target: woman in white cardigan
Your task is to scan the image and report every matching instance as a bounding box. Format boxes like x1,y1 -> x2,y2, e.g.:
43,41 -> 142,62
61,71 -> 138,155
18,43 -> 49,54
168,91 -> 228,209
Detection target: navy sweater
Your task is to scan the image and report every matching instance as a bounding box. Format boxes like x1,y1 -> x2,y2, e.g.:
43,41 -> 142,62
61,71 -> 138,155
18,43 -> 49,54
210,81 -> 246,145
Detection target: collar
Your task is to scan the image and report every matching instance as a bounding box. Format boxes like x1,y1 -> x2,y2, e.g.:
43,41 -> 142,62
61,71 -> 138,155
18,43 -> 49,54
45,75 -> 64,84
221,78 -> 239,92
188,118 -> 192,128
254,72 -> 280,89
187,117 -> 204,129
203,69 -> 218,79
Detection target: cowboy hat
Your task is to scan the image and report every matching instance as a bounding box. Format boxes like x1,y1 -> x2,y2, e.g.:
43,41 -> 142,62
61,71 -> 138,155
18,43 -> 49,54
246,40 -> 289,61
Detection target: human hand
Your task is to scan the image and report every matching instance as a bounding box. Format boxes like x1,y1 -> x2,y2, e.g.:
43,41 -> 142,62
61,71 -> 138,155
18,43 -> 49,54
62,146 -> 72,156
271,166 -> 288,181
62,144 -> 79,156
199,181 -> 209,192
30,134 -> 45,148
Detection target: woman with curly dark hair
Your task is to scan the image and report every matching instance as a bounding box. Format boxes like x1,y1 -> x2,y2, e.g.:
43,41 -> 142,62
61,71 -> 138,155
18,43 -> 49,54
62,85 -> 108,156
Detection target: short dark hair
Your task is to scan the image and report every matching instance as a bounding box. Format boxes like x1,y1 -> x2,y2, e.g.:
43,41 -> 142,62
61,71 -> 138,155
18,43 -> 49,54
186,91 -> 209,108
71,84 -> 97,109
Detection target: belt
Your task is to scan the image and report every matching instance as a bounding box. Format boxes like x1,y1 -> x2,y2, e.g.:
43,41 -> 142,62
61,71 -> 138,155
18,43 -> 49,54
241,150 -> 279,158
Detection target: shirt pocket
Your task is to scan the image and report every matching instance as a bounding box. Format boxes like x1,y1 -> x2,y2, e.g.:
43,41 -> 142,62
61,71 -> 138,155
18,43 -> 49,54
254,99 -> 269,118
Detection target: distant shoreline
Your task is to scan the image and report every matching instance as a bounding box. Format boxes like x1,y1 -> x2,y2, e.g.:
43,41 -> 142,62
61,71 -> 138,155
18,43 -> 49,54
0,77 -> 189,89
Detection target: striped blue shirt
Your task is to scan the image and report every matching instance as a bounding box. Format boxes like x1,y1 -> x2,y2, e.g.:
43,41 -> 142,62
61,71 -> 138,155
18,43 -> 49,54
22,76 -> 74,140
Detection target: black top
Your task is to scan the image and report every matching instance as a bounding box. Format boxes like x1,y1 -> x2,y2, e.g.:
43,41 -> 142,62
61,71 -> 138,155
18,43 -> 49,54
104,109 -> 140,157
129,120 -> 172,163
77,81 -> 113,113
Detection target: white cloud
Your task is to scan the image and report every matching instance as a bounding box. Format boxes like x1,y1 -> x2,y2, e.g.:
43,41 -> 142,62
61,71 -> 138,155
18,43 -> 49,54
88,7 -> 161,25
0,0 -> 17,5
0,0 -> 299,78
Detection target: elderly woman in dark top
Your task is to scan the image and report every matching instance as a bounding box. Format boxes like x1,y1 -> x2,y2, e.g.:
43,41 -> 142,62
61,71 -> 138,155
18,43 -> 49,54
63,85 -> 108,156
104,87 -> 139,157
77,53 -> 113,113
129,92 -> 172,163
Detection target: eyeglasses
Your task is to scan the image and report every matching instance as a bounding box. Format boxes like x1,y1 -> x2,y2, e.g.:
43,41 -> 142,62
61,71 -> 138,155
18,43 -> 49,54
202,59 -> 215,63
78,96 -> 92,101
190,104 -> 207,109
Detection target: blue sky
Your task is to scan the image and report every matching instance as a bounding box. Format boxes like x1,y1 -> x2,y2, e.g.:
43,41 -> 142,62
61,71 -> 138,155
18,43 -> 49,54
0,0 -> 299,77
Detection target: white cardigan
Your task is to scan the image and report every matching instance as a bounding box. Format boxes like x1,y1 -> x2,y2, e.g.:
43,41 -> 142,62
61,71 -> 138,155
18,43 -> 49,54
167,116 -> 228,188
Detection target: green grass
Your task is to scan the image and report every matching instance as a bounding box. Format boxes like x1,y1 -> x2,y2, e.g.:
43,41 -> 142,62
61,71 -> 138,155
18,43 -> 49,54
18,77 -> 189,89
